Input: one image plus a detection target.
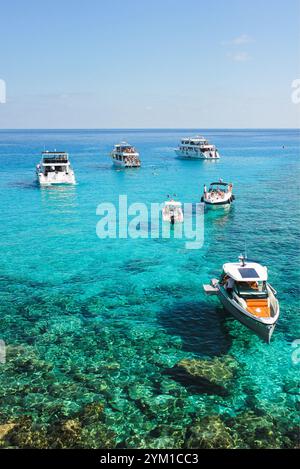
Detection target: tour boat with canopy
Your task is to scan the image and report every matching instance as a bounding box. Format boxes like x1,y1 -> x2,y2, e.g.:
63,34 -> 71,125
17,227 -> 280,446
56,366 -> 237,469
110,142 -> 141,168
175,135 -> 220,159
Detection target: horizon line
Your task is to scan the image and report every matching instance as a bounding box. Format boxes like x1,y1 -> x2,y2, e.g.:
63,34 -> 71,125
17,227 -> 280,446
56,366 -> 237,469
0,127 -> 299,131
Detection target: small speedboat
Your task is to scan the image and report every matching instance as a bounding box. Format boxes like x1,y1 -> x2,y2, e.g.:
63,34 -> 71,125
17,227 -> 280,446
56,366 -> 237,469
162,199 -> 184,225
203,255 -> 280,343
201,180 -> 234,206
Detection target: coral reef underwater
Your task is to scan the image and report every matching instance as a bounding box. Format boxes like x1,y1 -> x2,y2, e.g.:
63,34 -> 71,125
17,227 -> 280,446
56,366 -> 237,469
0,289 -> 299,449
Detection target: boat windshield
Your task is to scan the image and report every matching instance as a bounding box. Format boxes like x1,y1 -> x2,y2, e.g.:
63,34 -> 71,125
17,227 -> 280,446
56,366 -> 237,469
165,204 -> 181,211
209,185 -> 227,193
43,156 -> 69,164
234,281 -> 268,299
44,166 -> 66,174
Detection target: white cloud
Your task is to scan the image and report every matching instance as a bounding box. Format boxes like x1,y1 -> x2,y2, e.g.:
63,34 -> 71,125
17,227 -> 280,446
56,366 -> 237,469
222,34 -> 254,46
232,34 -> 253,45
227,51 -> 251,62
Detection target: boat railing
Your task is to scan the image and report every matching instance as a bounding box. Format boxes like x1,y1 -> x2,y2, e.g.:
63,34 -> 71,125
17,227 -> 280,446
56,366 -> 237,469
267,283 -> 277,296
43,157 -> 69,164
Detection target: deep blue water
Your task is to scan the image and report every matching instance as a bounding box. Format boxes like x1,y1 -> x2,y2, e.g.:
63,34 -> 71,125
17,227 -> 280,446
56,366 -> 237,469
0,129 -> 299,448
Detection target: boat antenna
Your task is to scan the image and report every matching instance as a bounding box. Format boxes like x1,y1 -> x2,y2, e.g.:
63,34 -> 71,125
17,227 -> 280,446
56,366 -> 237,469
238,254 -> 246,266
238,243 -> 247,266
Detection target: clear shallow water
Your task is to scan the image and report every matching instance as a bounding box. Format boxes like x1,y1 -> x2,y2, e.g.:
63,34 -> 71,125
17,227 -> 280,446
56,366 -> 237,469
0,129 -> 299,448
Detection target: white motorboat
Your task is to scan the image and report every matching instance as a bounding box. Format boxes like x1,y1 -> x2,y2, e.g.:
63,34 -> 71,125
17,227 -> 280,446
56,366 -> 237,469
110,142 -> 141,168
162,200 -> 184,225
175,135 -> 220,159
201,180 -> 235,206
36,151 -> 76,185
203,255 -> 280,343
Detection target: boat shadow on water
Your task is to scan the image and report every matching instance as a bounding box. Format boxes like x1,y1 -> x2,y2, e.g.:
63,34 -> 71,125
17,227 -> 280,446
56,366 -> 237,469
7,181 -> 39,190
158,300 -> 232,357
158,300 -> 235,396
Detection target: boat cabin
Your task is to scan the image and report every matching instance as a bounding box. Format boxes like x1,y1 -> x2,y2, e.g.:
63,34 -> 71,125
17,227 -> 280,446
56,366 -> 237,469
179,136 -> 214,153
221,262 -> 271,318
208,182 -> 231,193
164,200 -> 182,207
114,143 -> 137,154
180,136 -> 208,146
40,152 -> 70,174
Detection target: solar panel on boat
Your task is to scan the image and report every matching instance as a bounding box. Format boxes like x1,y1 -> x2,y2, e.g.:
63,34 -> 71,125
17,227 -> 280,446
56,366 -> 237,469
238,268 -> 259,278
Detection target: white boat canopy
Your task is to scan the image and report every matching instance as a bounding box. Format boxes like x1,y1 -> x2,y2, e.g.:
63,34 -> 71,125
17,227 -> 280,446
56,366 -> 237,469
181,136 -> 207,142
164,200 -> 182,207
223,262 -> 268,282
115,142 -> 132,147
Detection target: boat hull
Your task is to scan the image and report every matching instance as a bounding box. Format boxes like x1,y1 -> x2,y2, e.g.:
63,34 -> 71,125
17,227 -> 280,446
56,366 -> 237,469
217,286 -> 277,343
201,194 -> 234,206
162,215 -> 184,223
162,209 -> 184,223
203,199 -> 232,206
112,158 -> 140,168
175,149 -> 220,160
36,171 -> 76,185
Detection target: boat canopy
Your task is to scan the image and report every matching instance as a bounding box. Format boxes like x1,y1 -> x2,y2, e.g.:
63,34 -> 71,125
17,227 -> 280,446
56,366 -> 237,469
42,151 -> 68,154
223,262 -> 268,282
115,142 -> 132,147
210,182 -> 229,187
181,136 -> 207,143
165,200 -> 182,207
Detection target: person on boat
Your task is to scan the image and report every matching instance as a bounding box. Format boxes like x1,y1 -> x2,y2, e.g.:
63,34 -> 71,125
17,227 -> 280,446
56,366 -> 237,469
224,277 -> 234,295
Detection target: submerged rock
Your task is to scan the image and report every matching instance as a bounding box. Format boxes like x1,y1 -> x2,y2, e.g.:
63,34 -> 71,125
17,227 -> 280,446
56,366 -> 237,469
0,400 -> 116,449
176,356 -> 239,389
128,384 -> 153,401
81,402 -> 105,423
1,417 -> 49,449
0,423 -> 16,443
227,410 -> 299,449
186,415 -> 236,449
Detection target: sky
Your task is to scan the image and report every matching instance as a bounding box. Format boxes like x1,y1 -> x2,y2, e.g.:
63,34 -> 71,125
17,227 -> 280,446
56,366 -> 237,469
0,0 -> 299,128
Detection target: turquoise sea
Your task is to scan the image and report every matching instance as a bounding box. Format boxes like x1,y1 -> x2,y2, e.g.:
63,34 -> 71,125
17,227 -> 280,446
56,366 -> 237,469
0,129 -> 299,448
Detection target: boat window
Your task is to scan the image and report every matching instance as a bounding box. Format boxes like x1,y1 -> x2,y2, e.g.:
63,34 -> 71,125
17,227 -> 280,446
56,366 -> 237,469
235,281 -> 268,299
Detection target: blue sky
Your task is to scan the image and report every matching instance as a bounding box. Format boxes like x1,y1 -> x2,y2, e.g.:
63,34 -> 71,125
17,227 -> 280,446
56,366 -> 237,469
0,0 -> 299,128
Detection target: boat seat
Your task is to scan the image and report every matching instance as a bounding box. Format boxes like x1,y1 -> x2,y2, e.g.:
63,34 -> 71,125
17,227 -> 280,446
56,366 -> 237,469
246,299 -> 271,318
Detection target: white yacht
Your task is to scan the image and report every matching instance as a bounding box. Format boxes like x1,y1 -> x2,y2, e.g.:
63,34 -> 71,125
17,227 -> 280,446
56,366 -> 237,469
175,135 -> 220,159
203,255 -> 280,343
110,142 -> 141,168
36,151 -> 76,185
162,199 -> 184,225
201,181 -> 235,206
